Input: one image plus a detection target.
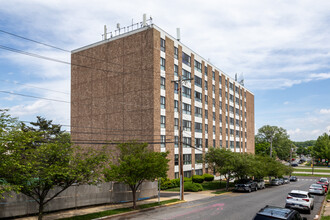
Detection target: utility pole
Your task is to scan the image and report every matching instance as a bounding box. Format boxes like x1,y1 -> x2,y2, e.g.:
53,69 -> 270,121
172,75 -> 193,201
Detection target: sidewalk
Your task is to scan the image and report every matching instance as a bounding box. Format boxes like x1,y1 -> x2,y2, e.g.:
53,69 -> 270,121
18,190 -> 220,220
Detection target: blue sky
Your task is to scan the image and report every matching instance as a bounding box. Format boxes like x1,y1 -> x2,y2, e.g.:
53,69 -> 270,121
0,0 -> 329,141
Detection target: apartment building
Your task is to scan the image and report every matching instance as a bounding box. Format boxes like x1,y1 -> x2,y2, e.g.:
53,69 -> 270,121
71,21 -> 254,179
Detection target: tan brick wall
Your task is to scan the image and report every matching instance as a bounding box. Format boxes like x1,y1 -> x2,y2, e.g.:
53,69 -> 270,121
246,91 -> 255,154
71,28 -> 155,151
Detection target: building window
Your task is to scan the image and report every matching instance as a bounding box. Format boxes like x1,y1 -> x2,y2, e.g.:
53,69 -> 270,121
160,77 -> 165,90
160,96 -> 165,109
195,75 -> 202,88
195,154 -> 203,164
205,138 -> 208,148
175,154 -> 179,165
226,141 -> 228,148
204,66 -> 208,76
182,52 -> 191,66
182,69 -> 191,79
212,98 -> 215,107
175,136 -> 179,148
175,172 -> 179,179
195,138 -> 202,148
174,46 -> 178,59
183,137 -> 191,148
205,95 -> 208,104
230,94 -> 233,101
213,112 -> 216,121
183,154 -> 192,165
160,38 -> 165,52
174,64 -> 178,76
212,85 -> 215,93
161,116 -> 166,128
195,122 -> 202,133
230,141 -> 234,148
219,74 -> 222,84
161,135 -> 166,148
195,107 -> 202,117
219,88 -> 222,96
236,97 -> 239,105
235,86 -> 239,93
182,86 -> 191,98
205,124 -> 208,133
213,139 -> 216,147
160,57 -> 165,71
174,118 -> 179,130
174,82 -> 178,94
230,129 -> 234,136
174,100 -> 178,112
236,130 -> 240,136
213,126 -> 215,134
195,169 -> 203,175
183,120 -> 191,131
229,106 -> 234,114
205,110 -> 208,119
194,60 -> 202,72
183,103 -> 191,115
229,82 -> 233,90
226,128 -> 228,135
184,170 -> 192,178
195,91 -> 202,102
219,114 -> 222,123
205,80 -> 208,90
212,71 -> 215,80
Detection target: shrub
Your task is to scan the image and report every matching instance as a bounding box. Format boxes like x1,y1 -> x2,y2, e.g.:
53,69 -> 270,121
192,175 -> 204,183
184,182 -> 203,192
203,173 -> 214,182
184,177 -> 192,182
171,178 -> 180,187
160,178 -> 173,190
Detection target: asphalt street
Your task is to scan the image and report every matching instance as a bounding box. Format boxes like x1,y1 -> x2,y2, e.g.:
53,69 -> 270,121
111,177 -> 325,220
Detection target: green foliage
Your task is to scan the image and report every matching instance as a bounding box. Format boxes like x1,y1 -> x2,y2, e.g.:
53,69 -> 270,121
192,175 -> 204,183
313,133 -> 330,163
184,177 -> 192,182
104,142 -> 169,209
171,178 -> 180,187
184,182 -> 203,192
0,112 -> 107,220
256,125 -> 292,160
203,173 -> 214,181
160,178 -> 173,190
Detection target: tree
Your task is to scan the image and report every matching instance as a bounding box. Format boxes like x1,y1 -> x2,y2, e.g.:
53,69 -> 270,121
104,142 -> 169,209
204,148 -> 236,191
256,125 -> 291,160
313,133 -> 330,165
0,114 -> 107,220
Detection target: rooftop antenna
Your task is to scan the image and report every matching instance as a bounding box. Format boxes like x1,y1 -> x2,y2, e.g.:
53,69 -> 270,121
142,14 -> 147,27
104,25 -> 107,40
235,73 -> 237,81
176,28 -> 180,41
117,23 -> 120,34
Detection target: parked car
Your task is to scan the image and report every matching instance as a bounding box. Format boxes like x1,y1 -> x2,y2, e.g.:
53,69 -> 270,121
235,179 -> 258,192
254,179 -> 266,190
253,205 -> 307,220
317,178 -> 329,187
309,183 -> 325,195
285,190 -> 314,214
291,163 -> 298,167
271,179 -> 280,186
316,180 -> 328,193
283,177 -> 290,184
289,176 -> 298,182
279,178 -> 284,185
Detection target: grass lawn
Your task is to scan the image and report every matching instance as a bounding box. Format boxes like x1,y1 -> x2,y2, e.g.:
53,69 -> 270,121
60,199 -> 180,220
293,168 -> 330,173
212,190 -> 228,195
291,173 -> 330,177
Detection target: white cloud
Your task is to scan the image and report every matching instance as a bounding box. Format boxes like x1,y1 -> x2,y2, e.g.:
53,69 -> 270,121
320,109 -> 330,114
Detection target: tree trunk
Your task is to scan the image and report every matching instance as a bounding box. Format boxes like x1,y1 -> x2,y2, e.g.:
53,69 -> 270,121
132,188 -> 137,209
226,173 -> 230,191
38,202 -> 44,220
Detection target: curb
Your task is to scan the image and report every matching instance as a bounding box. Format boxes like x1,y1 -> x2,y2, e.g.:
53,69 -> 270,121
315,194 -> 327,220
95,200 -> 186,220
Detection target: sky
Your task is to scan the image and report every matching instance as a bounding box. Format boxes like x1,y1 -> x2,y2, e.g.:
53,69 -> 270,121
0,0 -> 329,141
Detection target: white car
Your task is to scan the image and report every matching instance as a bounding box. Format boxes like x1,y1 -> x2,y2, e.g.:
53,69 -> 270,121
309,184 -> 325,195
285,190 -> 314,214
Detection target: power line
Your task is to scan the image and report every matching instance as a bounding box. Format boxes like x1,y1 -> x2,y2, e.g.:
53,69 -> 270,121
0,79 -> 70,95
0,90 -> 70,103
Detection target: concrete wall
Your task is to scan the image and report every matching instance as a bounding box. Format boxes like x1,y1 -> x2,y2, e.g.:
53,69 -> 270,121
0,181 -> 157,218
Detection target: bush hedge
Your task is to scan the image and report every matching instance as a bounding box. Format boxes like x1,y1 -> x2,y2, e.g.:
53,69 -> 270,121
203,173 -> 214,182
184,182 -> 203,192
192,175 -> 204,183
